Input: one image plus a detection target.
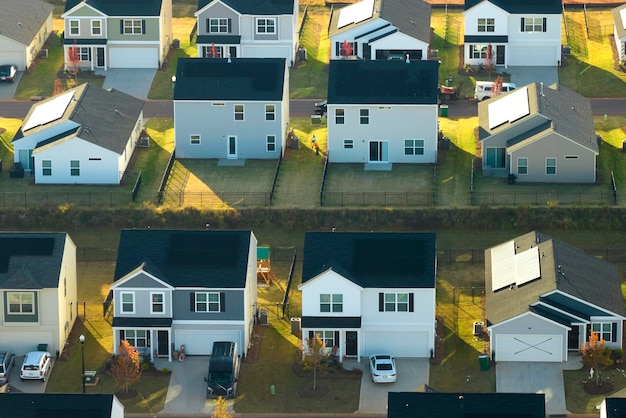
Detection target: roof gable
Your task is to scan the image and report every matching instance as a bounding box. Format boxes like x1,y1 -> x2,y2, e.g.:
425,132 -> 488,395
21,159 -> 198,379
464,0 -> 562,15
197,0 -> 295,16
64,0 -> 164,16
0,0 -> 53,46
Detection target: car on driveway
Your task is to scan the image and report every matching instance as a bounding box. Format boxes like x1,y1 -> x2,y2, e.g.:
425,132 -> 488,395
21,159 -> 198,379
0,352 -> 15,383
20,351 -> 52,382
369,354 -> 397,383
314,100 -> 327,116
0,65 -> 17,82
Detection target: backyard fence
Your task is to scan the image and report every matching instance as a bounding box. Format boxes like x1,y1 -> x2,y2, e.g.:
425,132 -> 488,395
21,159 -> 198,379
269,156 -> 282,204
160,191 -> 271,207
322,191 -> 435,207
470,189 -> 616,206
131,171 -> 142,202
76,247 -> 118,262
0,191 -> 133,207
157,149 -> 176,204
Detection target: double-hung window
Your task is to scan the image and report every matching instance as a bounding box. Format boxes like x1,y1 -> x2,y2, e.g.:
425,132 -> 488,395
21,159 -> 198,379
546,158 -> 556,175
312,331 -> 335,348
360,109 -> 369,124
517,157 -> 528,175
151,293 -> 164,313
320,294 -> 343,312
591,323 -> 612,342
121,292 -> 134,313
384,293 -> 409,312
256,18 -> 276,34
522,17 -> 545,32
343,139 -> 354,149
477,18 -> 495,32
335,109 -> 345,124
8,292 -> 34,314
190,134 -> 201,145
69,20 -> 80,36
70,160 -> 80,176
265,105 -> 275,121
91,20 -> 102,36
124,330 -> 148,348
123,19 -> 143,35
42,160 -> 52,176
404,139 -> 424,155
196,292 -> 220,312
470,45 -> 487,59
234,105 -> 244,121
266,135 -> 276,152
209,18 -> 229,33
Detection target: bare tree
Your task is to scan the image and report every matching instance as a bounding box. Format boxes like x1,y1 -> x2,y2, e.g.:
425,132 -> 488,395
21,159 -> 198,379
581,331 -> 613,387
301,333 -> 329,391
110,340 -> 142,394
211,396 -> 233,418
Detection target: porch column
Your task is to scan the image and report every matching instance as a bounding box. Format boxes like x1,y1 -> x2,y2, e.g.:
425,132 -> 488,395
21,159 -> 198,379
168,329 -> 172,362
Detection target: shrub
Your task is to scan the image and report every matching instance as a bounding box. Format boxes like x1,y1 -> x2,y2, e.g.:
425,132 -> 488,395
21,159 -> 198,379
161,367 -> 171,373
141,362 -> 150,371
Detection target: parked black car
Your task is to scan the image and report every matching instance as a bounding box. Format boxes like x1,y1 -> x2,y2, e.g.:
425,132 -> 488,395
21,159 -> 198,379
314,100 -> 327,116
0,65 -> 17,82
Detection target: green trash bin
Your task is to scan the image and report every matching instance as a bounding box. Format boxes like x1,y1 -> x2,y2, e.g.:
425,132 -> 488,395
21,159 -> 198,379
440,105 -> 448,117
478,354 -> 490,371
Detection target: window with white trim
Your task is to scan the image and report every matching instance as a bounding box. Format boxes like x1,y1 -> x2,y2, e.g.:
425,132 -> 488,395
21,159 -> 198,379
265,105 -> 275,121
234,104 -> 244,121
546,157 -> 556,175
359,109 -> 369,124
266,135 -> 276,152
320,294 -> 343,312
190,134 -> 201,145
256,18 -> 276,34
196,292 -> 220,312
335,108 -> 344,124
70,160 -> 80,176
69,19 -> 80,36
477,18 -> 495,32
78,47 -> 90,61
591,323 -> 612,342
124,329 -> 148,348
42,160 -> 52,176
517,157 -> 528,175
470,45 -> 488,59
123,19 -> 143,35
312,331 -> 335,348
384,293 -> 409,312
91,20 -> 102,36
121,292 -> 134,313
404,139 -> 424,155
203,45 -> 223,58
522,17 -> 544,32
151,293 -> 164,313
8,292 -> 34,314
209,18 -> 229,33
343,139 -> 354,149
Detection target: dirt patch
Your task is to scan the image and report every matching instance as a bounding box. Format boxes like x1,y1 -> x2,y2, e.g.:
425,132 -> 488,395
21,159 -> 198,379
583,381 -> 613,395
244,324 -> 262,363
292,351 -> 363,380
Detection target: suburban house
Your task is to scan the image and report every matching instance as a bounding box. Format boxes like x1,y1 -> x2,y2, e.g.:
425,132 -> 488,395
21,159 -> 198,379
613,4 -> 626,62
61,0 -> 173,70
0,0 -> 53,71
328,0 -> 431,60
0,232 -> 77,357
463,0 -> 562,67
388,392 -> 546,418
0,394 -> 124,418
299,232 -> 437,361
326,59 -> 439,167
485,231 -> 625,363
194,0 -> 299,63
600,397 -> 626,418
173,57 -> 289,160
478,82 -> 598,183
12,83 -> 144,185
110,229 -> 258,361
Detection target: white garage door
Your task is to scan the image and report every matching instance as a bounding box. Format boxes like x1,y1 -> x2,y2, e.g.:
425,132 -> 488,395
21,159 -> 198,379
0,51 -> 25,70
363,331 -> 429,358
109,48 -> 158,68
174,330 -> 239,355
496,334 -> 563,362
509,46 -> 556,66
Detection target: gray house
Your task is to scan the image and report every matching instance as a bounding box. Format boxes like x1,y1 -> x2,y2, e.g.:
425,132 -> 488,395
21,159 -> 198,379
173,57 -> 289,160
613,4 -> 626,62
110,229 -> 258,361
479,82 -> 598,183
486,231 -> 625,363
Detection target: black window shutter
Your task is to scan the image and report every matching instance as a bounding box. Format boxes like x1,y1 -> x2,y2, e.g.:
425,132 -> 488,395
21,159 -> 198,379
354,42 -> 358,55
206,18 -> 210,32
469,45 -> 473,60
409,293 -> 414,312
542,18 -> 547,32
190,292 -> 195,311
586,326 -> 591,341
120,330 -> 125,341
334,331 -> 340,345
520,18 -> 524,32
120,20 -> 124,34
228,18 -> 232,33
613,323 -> 618,342
335,42 -> 340,56
88,48 -> 92,60
142,20 -> 146,34
378,293 -> 384,312
308,331 -> 314,340
220,292 -> 226,312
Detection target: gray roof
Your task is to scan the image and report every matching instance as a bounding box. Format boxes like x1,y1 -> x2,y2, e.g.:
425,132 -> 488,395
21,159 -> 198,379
114,229 -> 254,288
478,83 -> 598,154
0,0 -> 53,46
0,393 -> 118,418
197,0 -> 295,15
464,0 -> 562,14
13,83 -> 144,156
0,232 -> 69,290
329,0 -> 431,43
613,4 -> 626,41
302,232 -> 436,288
485,231 -> 625,326
65,0 -> 164,16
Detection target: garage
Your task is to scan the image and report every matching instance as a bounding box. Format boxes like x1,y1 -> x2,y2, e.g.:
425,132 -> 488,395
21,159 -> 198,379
363,331 -> 429,358
495,334 -> 563,362
0,51 -> 25,70
174,330 -> 240,355
508,46 -> 557,66
109,47 -> 158,69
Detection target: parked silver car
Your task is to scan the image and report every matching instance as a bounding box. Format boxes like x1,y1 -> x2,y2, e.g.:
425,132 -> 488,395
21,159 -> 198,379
0,352 -> 15,383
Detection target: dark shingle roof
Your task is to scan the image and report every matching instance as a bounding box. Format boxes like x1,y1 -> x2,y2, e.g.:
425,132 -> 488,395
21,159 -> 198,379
197,0 -> 295,15
388,392 -> 545,418
174,58 -> 286,101
604,398 -> 626,418
464,0 -> 562,14
0,0 -> 53,46
327,59 -> 439,105
486,231 -> 625,325
302,232 -> 436,288
0,393 -> 118,418
64,0 -> 164,16
0,232 -> 68,290
114,229 -> 253,288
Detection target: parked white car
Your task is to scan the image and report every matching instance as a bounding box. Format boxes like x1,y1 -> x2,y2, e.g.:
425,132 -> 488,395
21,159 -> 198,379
20,351 -> 52,382
474,81 -> 516,101
369,354 -> 397,383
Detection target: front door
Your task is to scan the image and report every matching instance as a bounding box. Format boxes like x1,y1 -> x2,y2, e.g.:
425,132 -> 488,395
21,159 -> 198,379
369,141 -> 388,162
158,331 -> 169,357
496,45 -> 505,65
568,325 -> 580,350
229,46 -> 237,58
227,135 -> 237,159
96,47 -> 105,67
345,331 -> 357,356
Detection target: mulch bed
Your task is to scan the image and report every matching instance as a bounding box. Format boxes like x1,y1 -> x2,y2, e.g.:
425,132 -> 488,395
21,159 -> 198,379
583,381 -> 613,395
115,389 -> 138,400
292,351 -> 363,380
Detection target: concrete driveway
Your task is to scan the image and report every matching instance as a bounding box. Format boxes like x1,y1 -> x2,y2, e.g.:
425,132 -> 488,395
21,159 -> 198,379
7,355 -> 51,393
0,72 -> 23,100
95,68 -> 156,100
496,356 -> 582,415
506,66 -> 559,87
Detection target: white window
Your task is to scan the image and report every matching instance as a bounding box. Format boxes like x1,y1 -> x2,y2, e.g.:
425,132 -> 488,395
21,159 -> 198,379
69,20 -> 80,36
209,18 -> 230,33
234,104 -> 244,121
360,109 -> 369,124
517,157 -> 528,175
477,18 -> 495,32
522,17 -> 544,32
335,108 -> 344,124
70,160 -> 80,176
8,292 -> 34,314
42,160 -> 52,176
312,330 -> 335,348
123,19 -> 143,35
265,105 -> 275,121
151,292 -> 164,313
384,293 -> 409,312
320,294 -> 343,312
546,157 -> 556,175
266,135 -> 276,152
256,18 -> 276,34
591,323 -> 612,342
343,139 -> 354,149
404,139 -> 424,156
196,292 -> 220,312
78,47 -> 90,61
470,45 -> 488,59
203,45 -> 223,58
124,329 -> 148,348
190,134 -> 201,145
121,292 -> 134,313
91,20 -> 102,36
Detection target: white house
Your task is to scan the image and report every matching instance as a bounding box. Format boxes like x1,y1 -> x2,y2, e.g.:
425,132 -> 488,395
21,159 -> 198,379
326,59 -> 439,168
12,83 -> 144,185
463,0 -> 562,67
299,232 -> 437,361
613,4 -> 626,62
329,0 -> 431,61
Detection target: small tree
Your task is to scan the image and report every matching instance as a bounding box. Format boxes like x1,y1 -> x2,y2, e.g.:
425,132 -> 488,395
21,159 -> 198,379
211,396 -> 233,418
340,41 -> 353,58
110,340 -> 142,394
491,75 -> 503,97
581,331 -> 613,387
482,44 -> 494,79
301,333 -> 329,391
53,78 -> 63,96
67,45 -> 80,81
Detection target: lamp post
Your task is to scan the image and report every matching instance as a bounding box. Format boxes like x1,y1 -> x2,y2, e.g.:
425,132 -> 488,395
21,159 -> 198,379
79,334 -> 85,394
171,75 -> 176,88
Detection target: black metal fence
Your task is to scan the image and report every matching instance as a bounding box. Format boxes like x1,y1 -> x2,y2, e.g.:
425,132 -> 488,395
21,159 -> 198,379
0,191 -> 133,207
160,191 -> 271,207
322,191 -> 435,207
157,149 -> 176,204
131,171 -> 142,202
470,189 -> 616,206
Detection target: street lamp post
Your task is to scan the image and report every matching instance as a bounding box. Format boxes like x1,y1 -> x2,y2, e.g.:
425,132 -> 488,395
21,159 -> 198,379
79,334 -> 85,394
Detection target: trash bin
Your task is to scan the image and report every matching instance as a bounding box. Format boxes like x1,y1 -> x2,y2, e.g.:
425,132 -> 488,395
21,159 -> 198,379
290,317 -> 301,334
440,105 -> 448,117
478,354 -> 490,371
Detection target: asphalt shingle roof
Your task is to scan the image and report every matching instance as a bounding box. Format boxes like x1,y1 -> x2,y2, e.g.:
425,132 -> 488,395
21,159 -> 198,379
464,0 -> 562,14
0,393 -> 118,418
114,229 -> 253,288
327,59 -> 439,105
0,0 -> 53,46
197,0 -> 295,15
302,232 -> 436,288
174,58 -> 286,101
64,0 -> 164,16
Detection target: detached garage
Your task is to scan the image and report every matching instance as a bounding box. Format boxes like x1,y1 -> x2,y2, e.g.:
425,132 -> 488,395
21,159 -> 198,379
363,330 -> 429,358
174,329 -> 241,356
109,47 -> 159,69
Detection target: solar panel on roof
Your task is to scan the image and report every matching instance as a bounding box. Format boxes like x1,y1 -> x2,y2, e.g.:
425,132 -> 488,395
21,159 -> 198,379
337,0 -> 375,29
488,87 -> 530,130
353,238 -> 425,277
167,233 -> 239,268
491,240 -> 515,291
22,91 -> 75,131
515,246 -> 540,286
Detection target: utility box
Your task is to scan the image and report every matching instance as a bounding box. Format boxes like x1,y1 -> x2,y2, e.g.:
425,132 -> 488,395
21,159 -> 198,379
311,115 -> 322,124
473,321 -> 484,336
172,38 -> 180,49
258,310 -> 269,325
84,371 -> 97,384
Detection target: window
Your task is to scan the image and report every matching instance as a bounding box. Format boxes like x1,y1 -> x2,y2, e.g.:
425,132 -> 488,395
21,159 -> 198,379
8,292 -> 34,314
546,157 -> 556,175
486,147 -> 506,168
335,108 -> 345,124
404,139 -> 425,155
470,45 -> 488,59
384,293 -> 409,312
266,135 -> 276,152
517,157 -> 528,175
124,330 -> 148,348
42,160 -> 52,176
190,134 -> 201,145
265,105 -> 275,121
209,18 -> 230,33
312,331 -> 335,348
234,104 -> 244,121
360,109 -> 369,125
69,20 -> 80,36
91,20 -> 101,36
70,160 -> 80,176
203,45 -> 223,58
123,19 -> 143,35
320,294 -> 343,313
78,47 -> 90,61
591,323 -> 612,342
256,18 -> 276,34
151,293 -> 164,313
522,17 -> 545,32
343,139 -> 354,149
121,292 -> 134,313
196,292 -> 220,312
477,18 -> 495,32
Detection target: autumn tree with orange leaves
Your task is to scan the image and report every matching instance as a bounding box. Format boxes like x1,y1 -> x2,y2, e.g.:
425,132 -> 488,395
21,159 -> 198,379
581,331 -> 613,387
110,340 -> 142,394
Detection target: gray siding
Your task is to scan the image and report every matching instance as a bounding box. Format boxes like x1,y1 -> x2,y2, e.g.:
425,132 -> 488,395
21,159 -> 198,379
117,273 -> 168,288
173,289 -> 244,321
114,289 -> 172,317
197,3 -> 240,36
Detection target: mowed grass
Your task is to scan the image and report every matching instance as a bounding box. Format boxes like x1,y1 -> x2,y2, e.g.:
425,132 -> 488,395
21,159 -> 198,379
134,118 -> 176,203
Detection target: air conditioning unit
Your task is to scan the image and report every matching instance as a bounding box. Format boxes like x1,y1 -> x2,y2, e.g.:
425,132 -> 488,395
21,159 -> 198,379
39,49 -> 48,59
473,321 -> 484,336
